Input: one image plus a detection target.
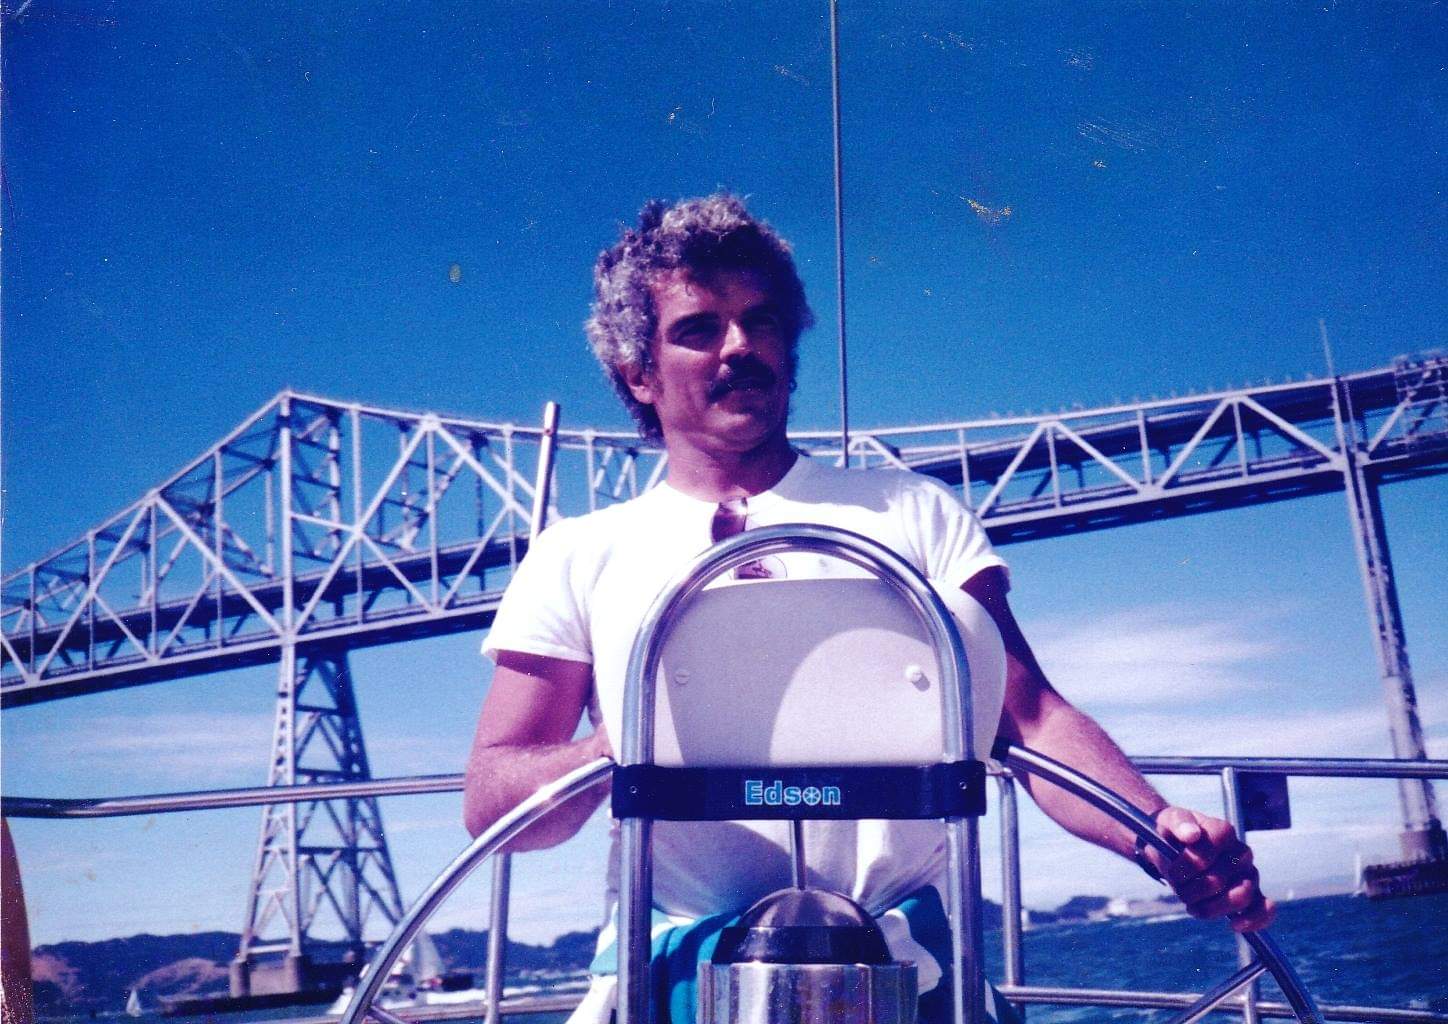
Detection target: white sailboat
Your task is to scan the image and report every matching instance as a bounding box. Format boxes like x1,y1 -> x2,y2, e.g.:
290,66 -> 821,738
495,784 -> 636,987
408,930 -> 444,988
327,932 -> 455,1016
124,989 -> 144,1018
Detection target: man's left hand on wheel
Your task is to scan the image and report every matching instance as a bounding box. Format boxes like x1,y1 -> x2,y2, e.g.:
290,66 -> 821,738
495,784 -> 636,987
1148,807 -> 1276,933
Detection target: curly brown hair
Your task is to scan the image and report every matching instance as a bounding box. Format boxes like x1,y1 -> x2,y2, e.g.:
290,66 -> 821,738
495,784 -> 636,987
585,194 -> 814,440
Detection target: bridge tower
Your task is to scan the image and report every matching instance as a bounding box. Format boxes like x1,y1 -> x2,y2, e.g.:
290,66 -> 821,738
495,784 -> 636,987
1338,355 -> 1448,873
229,645 -> 404,996
229,394 -> 414,997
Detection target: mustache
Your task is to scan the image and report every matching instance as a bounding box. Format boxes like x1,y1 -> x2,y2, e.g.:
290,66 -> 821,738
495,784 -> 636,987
707,359 -> 778,401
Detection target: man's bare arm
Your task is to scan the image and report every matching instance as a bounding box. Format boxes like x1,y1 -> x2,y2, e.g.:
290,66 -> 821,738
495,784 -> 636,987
963,566 -> 1274,932
964,568 -> 1163,852
463,650 -> 612,851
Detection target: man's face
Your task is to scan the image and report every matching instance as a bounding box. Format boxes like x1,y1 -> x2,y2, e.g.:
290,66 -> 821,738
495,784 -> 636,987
625,268 -> 793,454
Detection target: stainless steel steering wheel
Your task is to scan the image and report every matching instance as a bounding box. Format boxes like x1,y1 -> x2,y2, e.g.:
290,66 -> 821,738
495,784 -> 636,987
996,742 -> 1325,1024
339,748 -> 1323,1024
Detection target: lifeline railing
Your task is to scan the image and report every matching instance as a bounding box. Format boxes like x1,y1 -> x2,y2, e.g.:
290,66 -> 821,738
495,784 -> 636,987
5,754 -> 1446,1024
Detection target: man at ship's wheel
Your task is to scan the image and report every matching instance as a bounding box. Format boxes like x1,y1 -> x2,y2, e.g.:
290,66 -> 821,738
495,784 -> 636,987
463,194 -> 1274,1024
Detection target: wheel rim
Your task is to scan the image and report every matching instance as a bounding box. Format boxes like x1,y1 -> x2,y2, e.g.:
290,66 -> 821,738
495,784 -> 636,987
996,741 -> 1325,1024
340,749 -> 1324,1024
338,757 -> 614,1024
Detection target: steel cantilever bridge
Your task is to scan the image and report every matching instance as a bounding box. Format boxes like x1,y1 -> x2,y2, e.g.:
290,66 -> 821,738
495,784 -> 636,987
4,354 -> 1446,993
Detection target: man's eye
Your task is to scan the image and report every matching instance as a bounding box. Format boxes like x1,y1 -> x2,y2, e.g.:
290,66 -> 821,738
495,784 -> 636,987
675,320 -> 718,344
745,311 -> 783,331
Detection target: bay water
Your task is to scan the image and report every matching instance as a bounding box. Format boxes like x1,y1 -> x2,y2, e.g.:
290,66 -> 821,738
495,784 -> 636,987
88,892 -> 1447,1024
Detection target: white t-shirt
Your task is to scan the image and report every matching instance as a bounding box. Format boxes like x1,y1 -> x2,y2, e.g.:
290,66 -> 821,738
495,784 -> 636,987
483,453 -> 1008,921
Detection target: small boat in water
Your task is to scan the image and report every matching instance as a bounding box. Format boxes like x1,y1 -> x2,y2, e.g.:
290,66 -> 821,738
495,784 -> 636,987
124,989 -> 144,1018
325,932 -> 484,1016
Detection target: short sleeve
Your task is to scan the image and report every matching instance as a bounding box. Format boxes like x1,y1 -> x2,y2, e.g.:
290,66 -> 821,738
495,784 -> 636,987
902,476 -> 1008,592
481,518 -> 593,665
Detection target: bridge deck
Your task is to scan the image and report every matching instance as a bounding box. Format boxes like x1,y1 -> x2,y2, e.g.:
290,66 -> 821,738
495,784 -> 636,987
4,359 -> 1444,706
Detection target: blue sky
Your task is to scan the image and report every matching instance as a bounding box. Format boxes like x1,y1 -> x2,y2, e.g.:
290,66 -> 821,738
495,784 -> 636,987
3,2 -> 1445,950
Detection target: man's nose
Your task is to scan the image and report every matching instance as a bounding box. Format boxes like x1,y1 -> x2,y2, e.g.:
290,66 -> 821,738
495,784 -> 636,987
720,319 -> 754,359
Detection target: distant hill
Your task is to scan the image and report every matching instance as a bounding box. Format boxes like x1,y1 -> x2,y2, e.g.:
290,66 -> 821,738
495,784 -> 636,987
32,932 -> 239,1015
429,927 -> 601,976
28,927 -> 602,1015
31,898 -> 1036,1015
131,958 -> 229,1004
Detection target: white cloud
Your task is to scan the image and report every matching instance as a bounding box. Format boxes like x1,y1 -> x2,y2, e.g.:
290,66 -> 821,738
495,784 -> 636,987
5,703 -> 479,790
7,710 -> 273,787
1088,682 -> 1448,760
1030,605 -> 1293,707
1417,675 -> 1448,759
383,814 -> 469,836
1096,703 -> 1398,758
367,732 -> 472,776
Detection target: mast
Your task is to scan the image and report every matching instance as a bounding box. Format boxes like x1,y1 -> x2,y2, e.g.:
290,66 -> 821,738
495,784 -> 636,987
828,0 -> 850,464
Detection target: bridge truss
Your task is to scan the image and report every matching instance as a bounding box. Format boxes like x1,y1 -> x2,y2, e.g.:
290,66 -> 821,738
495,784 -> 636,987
4,354 -> 1446,979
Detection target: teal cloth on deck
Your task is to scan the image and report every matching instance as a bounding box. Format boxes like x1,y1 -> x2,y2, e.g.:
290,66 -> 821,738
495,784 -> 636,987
589,886 -> 1021,1024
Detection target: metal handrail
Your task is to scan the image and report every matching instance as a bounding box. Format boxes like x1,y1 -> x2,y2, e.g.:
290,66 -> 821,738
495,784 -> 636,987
1130,756 -> 1448,778
6,756 -> 1444,820
0,774 -> 467,818
5,755 -> 1446,1024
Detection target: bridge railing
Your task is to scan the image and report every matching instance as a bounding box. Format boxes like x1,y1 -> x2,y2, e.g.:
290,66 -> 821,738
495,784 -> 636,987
6,754 -> 1446,1024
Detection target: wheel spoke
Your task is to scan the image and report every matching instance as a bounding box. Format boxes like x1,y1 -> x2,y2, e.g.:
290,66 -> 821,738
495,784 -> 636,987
1162,960 -> 1268,1024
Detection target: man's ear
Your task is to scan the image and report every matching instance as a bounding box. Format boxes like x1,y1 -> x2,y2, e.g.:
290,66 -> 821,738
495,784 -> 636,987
621,361 -> 655,405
